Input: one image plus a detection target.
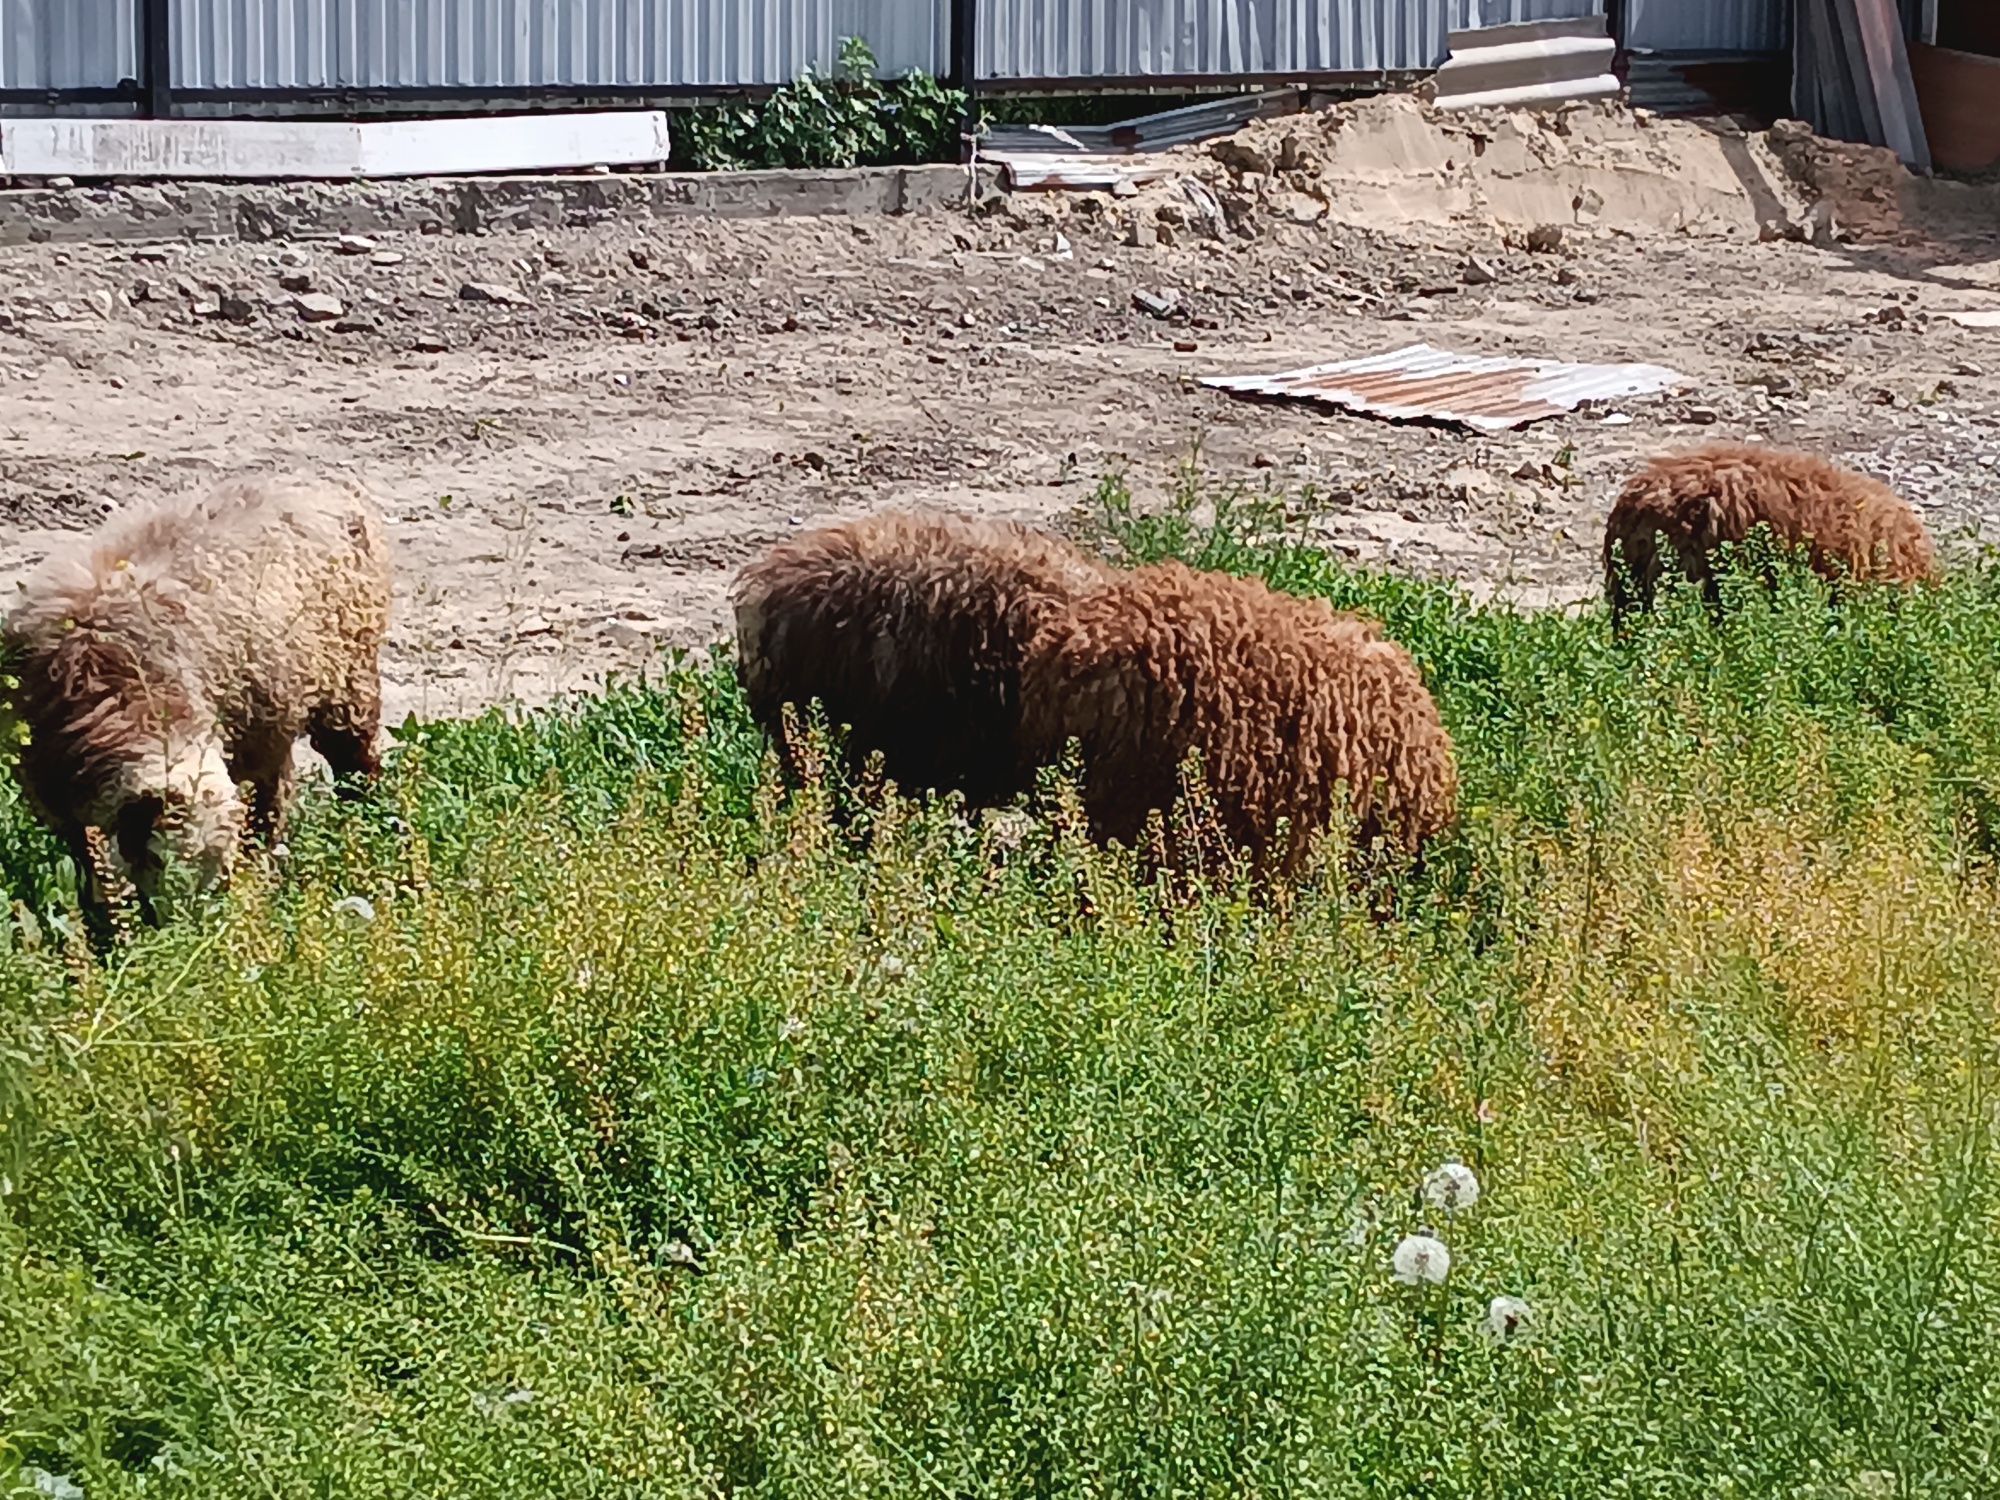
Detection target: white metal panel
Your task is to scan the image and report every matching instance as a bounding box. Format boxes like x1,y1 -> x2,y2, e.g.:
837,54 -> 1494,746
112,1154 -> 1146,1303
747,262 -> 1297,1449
976,0 -> 1452,79
1624,0 -> 1788,53
170,0 -> 953,93
1451,0 -> 1604,27
0,0 -> 138,91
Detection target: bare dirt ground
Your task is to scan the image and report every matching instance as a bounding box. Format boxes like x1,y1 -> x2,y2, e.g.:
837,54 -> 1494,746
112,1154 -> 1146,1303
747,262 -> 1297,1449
3,98 -> 2000,732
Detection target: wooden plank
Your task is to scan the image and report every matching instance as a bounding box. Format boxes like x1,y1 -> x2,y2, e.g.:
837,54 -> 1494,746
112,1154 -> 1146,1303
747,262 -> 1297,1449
0,111 -> 672,181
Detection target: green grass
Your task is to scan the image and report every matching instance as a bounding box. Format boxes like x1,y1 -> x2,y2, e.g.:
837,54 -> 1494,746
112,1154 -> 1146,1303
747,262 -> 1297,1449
6,472 -> 2000,1497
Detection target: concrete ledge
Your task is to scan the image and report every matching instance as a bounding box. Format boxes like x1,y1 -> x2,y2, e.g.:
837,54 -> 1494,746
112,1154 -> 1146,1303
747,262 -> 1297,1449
0,162 -> 1007,247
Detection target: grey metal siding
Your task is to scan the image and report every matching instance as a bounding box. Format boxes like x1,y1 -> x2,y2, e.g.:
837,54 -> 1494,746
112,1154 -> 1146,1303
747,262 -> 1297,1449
1451,0 -> 1604,27
1623,0 -> 1788,52
169,0 -> 952,93
0,0 -> 136,90
977,0 -> 1452,78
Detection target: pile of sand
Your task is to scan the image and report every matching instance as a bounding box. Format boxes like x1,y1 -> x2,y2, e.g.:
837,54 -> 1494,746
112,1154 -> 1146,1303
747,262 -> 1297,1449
1010,93 -> 1940,251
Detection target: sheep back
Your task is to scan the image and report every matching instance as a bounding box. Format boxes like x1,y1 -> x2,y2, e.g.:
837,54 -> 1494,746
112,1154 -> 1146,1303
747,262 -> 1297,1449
731,509 -> 1109,805
1019,561 -> 1458,878
1604,443 -> 1938,621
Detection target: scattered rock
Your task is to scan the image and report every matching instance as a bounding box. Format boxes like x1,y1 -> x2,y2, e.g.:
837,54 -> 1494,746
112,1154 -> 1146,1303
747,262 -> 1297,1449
132,247 -> 169,265
1211,139 -> 1276,176
1462,256 -> 1499,285
370,250 -> 407,268
628,247 -> 651,271
1524,224 -> 1565,254
277,249 -> 310,269
336,235 -> 379,256
87,290 -> 115,320
130,279 -> 156,303
294,292 -> 344,323
1684,405 -> 1720,424
218,292 -> 257,324
46,176 -> 75,190
460,281 -> 528,307
1155,222 -> 1177,248
413,336 -> 449,354
191,299 -> 223,320
1131,288 -> 1180,319
1174,339 -> 1199,354
331,316 -> 377,335
278,271 -> 314,293
1127,221 -> 1158,249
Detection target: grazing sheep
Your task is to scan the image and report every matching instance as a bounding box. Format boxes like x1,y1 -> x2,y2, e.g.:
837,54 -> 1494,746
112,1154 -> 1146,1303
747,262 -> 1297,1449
2,474 -> 392,918
1018,562 -> 1458,882
731,509 -> 1110,807
1604,443 -> 1938,624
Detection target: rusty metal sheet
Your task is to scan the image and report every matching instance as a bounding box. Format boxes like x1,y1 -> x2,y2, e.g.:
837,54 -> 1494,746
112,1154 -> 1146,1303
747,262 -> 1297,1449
1201,343 -> 1687,432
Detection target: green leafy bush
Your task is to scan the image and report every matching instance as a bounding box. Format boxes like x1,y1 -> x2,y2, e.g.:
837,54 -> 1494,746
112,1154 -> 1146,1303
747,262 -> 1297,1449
675,38 -> 967,173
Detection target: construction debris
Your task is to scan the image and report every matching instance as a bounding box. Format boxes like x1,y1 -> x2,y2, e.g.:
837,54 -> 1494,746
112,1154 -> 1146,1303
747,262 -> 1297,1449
1201,343 -> 1687,433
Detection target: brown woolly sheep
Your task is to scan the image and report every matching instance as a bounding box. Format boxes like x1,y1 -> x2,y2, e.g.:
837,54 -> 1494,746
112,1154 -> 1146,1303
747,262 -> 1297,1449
1603,443 -> 1938,624
1018,562 -> 1458,882
2,474 -> 392,919
731,509 -> 1110,806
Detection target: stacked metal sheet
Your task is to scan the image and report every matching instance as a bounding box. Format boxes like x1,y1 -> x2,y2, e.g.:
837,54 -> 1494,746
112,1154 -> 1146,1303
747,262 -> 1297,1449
1793,0 -> 1931,170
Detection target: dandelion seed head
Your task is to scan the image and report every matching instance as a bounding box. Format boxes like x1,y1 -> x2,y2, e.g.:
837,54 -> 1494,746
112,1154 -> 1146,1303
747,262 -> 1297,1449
1484,1294 -> 1532,1341
1391,1233 -> 1450,1286
1422,1161 -> 1480,1213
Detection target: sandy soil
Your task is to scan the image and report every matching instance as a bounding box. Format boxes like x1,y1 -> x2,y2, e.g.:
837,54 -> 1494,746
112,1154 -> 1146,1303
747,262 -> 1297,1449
3,99 -> 1999,733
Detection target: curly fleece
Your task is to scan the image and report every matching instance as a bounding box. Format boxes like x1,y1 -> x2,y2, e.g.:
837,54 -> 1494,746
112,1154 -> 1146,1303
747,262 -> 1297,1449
1603,442 -> 1938,622
3,473 -> 392,909
731,509 -> 1111,806
1019,561 -> 1458,878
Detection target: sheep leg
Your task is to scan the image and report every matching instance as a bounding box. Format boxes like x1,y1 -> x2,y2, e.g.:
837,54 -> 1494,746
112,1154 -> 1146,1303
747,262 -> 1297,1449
308,685 -> 383,795
228,731 -> 296,848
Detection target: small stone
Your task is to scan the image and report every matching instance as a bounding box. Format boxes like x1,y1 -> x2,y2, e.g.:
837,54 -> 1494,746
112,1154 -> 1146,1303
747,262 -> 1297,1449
331,316 -> 376,335
370,250 -> 406,268
88,290 -> 115,319
460,281 -> 528,307
192,299 -> 223,319
1524,224 -> 1565,254
1685,405 -> 1719,424
1131,288 -> 1179,318
413,336 -> 448,353
1127,221 -> 1158,249
1111,177 -> 1140,199
132,247 -> 169,264
336,234 -> 378,256
1556,266 -> 1580,286
1174,338 -> 1199,353
174,276 -> 202,300
277,249 -> 310,269
628,247 -> 651,270
294,292 -> 344,322
1210,139 -> 1276,176
1155,222 -> 1177,248
218,293 -> 257,324
278,271 -> 313,293
130,279 -> 156,303
1462,255 -> 1498,285
46,175 -> 75,190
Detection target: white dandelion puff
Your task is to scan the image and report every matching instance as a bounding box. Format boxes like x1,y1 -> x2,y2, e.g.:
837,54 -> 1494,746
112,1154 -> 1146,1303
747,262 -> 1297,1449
1391,1233 -> 1450,1286
777,1015 -> 806,1043
1484,1295 -> 1532,1341
332,895 -> 377,927
1422,1162 -> 1480,1213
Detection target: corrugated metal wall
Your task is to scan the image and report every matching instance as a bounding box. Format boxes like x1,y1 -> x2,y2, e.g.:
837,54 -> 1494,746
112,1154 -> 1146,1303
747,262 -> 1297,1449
977,0 -> 1452,79
169,0 -> 951,92
1450,0 -> 1604,28
1623,0 -> 1788,53
0,0 -> 136,91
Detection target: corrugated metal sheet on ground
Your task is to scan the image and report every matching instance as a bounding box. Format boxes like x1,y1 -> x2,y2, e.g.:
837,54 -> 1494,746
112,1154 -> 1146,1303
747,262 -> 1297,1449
168,0 -> 951,93
983,88 -> 1303,156
1202,343 -> 1687,432
1623,0 -> 1788,54
989,152 -> 1185,189
0,0 -> 137,91
976,0 -> 1450,80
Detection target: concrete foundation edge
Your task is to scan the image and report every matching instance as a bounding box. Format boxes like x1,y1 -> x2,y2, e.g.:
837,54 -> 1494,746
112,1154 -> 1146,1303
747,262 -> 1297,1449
0,162 -> 1007,247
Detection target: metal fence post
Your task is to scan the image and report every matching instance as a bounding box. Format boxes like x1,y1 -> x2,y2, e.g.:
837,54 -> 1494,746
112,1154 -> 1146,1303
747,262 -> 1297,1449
141,0 -> 173,117
950,0 -> 980,161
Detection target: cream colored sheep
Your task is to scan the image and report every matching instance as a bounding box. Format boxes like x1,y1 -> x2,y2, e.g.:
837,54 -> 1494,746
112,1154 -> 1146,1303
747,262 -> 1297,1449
2,473 -> 392,918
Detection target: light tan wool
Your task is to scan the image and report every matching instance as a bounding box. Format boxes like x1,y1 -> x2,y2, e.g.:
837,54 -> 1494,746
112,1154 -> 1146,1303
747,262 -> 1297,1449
3,473 -> 391,913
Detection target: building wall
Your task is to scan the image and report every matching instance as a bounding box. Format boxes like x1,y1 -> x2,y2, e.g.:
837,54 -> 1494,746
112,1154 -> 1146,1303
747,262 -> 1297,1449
1623,0 -> 1788,53
0,0 -> 136,92
1450,0 -> 1604,29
